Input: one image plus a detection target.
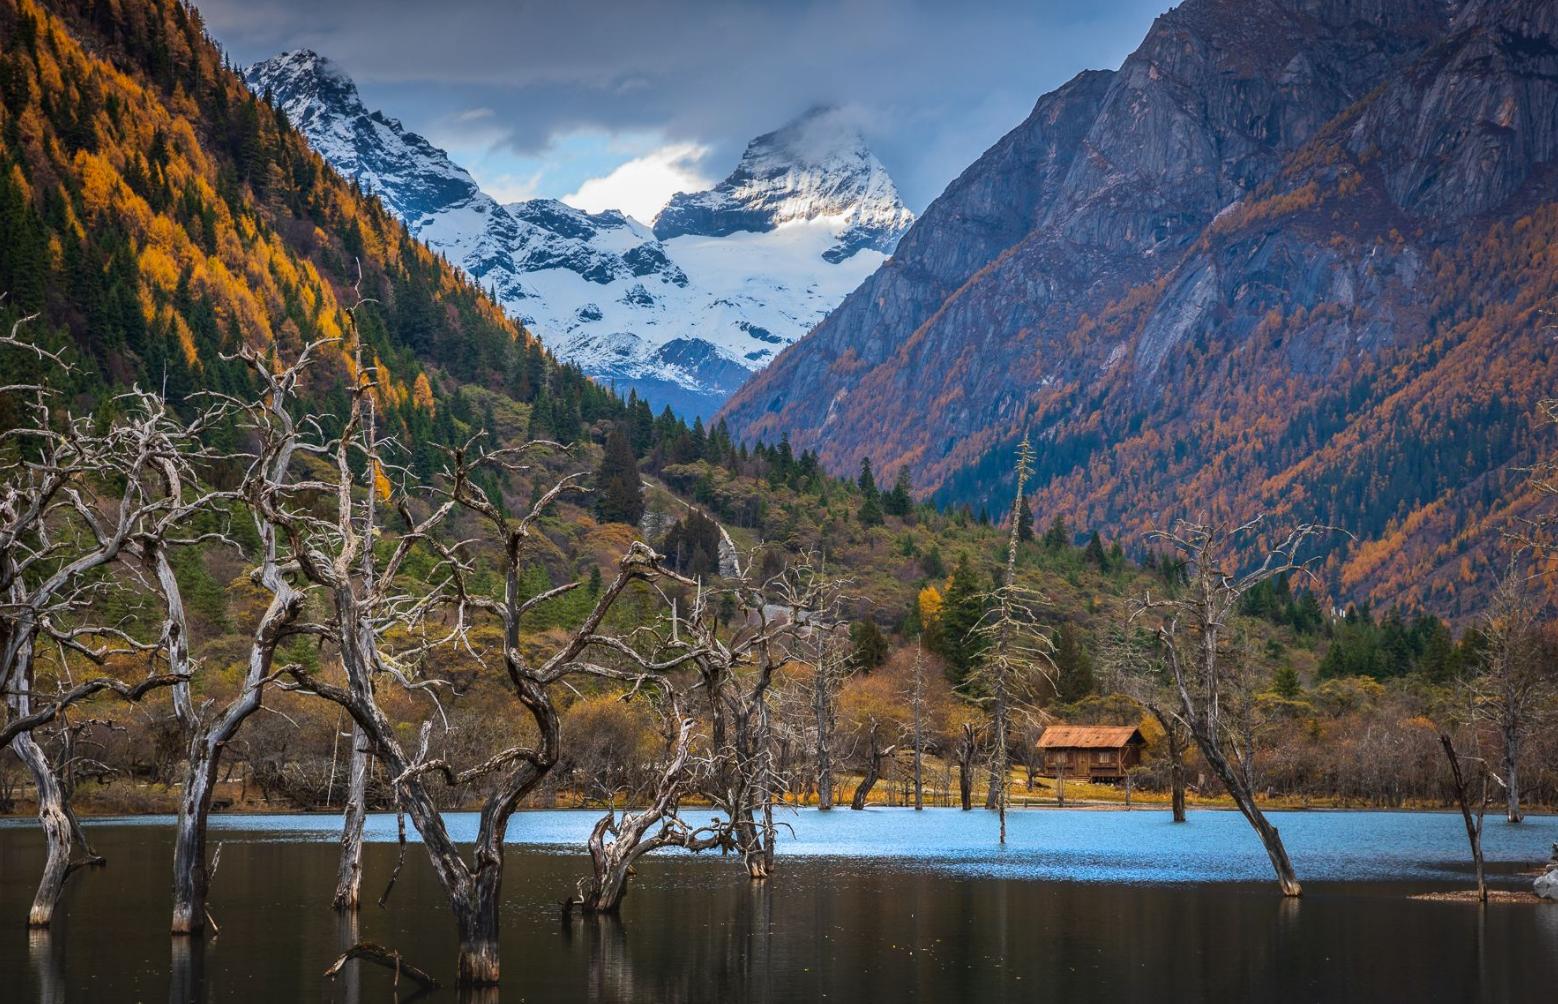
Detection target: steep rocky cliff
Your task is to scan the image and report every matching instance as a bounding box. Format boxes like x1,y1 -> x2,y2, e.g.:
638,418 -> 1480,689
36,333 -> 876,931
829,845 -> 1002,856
720,0 -> 1558,615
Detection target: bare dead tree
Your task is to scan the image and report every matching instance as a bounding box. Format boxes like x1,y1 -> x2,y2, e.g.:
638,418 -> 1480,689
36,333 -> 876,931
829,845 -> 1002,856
846,719 -> 896,810
1,320 -> 206,926
161,338 -> 335,937
964,437 -> 1053,844
1132,517 -> 1333,896
955,720 -> 977,811
1101,625 -> 1193,822
565,692 -> 726,914
1471,563 -> 1552,824
263,342 -> 702,985
811,616 -> 839,810
1439,731 -> 1489,902
909,641 -> 927,810
686,556 -> 839,877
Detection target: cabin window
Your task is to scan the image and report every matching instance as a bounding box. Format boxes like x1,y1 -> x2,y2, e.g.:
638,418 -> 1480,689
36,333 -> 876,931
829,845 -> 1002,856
1094,751 -> 1113,764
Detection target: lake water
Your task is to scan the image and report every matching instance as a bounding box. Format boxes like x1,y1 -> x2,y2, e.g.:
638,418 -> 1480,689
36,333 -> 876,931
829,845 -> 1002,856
2,807 -> 1555,1001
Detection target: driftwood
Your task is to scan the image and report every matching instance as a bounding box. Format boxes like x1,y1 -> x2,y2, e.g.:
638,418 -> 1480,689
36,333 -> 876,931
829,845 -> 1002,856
323,941 -> 441,990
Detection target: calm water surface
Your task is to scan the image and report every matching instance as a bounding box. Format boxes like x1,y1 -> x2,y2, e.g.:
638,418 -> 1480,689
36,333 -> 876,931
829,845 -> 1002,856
2,807 -> 1555,1002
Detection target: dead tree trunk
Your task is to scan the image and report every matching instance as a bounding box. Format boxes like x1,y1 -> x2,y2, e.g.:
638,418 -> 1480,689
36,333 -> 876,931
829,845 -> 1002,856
1145,702 -> 1189,823
333,727 -> 370,911
1196,732 -> 1300,896
170,546 -> 302,935
956,723 -> 976,811
1168,723 -> 1188,823
849,727 -> 894,810
813,635 -> 834,811
1441,733 -> 1488,902
568,716 -> 722,914
1503,732 -> 1521,825
910,644 -> 925,811
12,730 -> 72,928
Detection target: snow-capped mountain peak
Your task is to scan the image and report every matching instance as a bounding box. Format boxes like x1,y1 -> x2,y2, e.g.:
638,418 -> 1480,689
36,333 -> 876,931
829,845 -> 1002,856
244,55 -> 913,418
654,105 -> 914,262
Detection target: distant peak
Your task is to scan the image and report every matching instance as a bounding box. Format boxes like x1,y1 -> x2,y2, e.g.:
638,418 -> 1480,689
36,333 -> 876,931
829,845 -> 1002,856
247,49 -> 359,99
653,106 -> 913,256
745,105 -> 873,168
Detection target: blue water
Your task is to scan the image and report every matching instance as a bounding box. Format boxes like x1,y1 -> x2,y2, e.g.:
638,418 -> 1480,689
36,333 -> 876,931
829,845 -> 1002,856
3,808 -> 1555,1001
25,806 -> 1555,886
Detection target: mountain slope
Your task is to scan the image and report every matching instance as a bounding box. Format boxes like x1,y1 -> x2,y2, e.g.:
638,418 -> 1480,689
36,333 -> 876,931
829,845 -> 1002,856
244,56 -> 913,418
0,0 -> 627,473
720,0 -> 1558,616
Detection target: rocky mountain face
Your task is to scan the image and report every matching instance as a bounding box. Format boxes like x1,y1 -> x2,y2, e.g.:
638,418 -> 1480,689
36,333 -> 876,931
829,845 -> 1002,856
245,55 -> 912,418
720,0 -> 1558,616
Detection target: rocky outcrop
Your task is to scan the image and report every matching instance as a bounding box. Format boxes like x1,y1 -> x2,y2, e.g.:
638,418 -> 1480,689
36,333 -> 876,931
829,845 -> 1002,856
720,0 -> 1558,615
1536,844 -> 1558,900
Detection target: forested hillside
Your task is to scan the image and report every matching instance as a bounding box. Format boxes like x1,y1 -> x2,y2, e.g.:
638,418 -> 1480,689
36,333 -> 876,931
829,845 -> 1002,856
0,0 -> 630,472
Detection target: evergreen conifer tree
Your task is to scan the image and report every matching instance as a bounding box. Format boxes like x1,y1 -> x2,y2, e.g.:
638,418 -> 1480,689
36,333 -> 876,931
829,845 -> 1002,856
594,423 -> 644,526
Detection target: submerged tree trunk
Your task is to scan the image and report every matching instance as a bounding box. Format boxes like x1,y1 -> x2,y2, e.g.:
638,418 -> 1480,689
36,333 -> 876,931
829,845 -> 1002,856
1441,733 -> 1488,902
12,731 -> 72,928
568,717 -> 719,914
455,879 -> 502,986
814,641 -> 834,811
957,724 -> 976,811
1198,733 -> 1300,896
333,728 -> 370,911
1167,721 -> 1188,823
170,743 -> 220,935
1503,735 -> 1521,824
850,730 -> 894,810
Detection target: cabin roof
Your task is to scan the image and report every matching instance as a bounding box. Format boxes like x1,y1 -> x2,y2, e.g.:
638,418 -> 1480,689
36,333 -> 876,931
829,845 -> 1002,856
1036,725 -> 1144,749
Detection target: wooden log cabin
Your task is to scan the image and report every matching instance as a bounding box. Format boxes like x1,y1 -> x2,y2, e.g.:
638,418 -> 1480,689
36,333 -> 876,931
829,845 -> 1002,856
1036,725 -> 1146,782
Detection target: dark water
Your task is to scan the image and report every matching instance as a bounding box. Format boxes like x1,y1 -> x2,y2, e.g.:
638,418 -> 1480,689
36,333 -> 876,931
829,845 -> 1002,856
2,808 -> 1556,1002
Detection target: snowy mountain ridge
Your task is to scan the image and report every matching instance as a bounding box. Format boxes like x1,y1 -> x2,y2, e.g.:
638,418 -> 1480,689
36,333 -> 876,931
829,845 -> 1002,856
244,51 -> 913,418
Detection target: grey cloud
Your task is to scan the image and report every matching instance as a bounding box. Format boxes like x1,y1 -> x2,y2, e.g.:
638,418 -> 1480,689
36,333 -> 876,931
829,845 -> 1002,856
196,0 -> 1169,209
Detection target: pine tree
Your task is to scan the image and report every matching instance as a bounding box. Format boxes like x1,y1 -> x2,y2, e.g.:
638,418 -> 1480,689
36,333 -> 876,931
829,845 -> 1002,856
1083,531 -> 1108,567
1016,495 -> 1034,543
850,618 -> 889,671
594,423 -> 644,526
935,555 -> 987,683
858,457 -> 878,499
884,468 -> 913,517
1043,514 -> 1070,551
858,489 -> 884,527
1051,623 -> 1095,703
857,456 -> 884,526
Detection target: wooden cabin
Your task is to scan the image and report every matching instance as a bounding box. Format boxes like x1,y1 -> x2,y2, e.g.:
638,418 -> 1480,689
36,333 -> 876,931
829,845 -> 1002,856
1036,725 -> 1146,782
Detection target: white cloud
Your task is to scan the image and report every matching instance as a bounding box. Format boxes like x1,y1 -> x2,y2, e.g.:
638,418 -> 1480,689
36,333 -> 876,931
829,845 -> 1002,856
563,143 -> 711,223
478,170 -> 545,204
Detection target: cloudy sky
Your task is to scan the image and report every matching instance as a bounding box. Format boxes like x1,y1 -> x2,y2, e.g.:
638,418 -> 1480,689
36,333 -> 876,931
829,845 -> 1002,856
196,0 -> 1169,221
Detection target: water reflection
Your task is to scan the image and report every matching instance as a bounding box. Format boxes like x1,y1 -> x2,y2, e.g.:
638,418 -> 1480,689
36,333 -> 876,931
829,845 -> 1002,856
2,815 -> 1556,1002
28,927 -> 64,1004
169,934 -> 205,1004
334,910 -> 360,1004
